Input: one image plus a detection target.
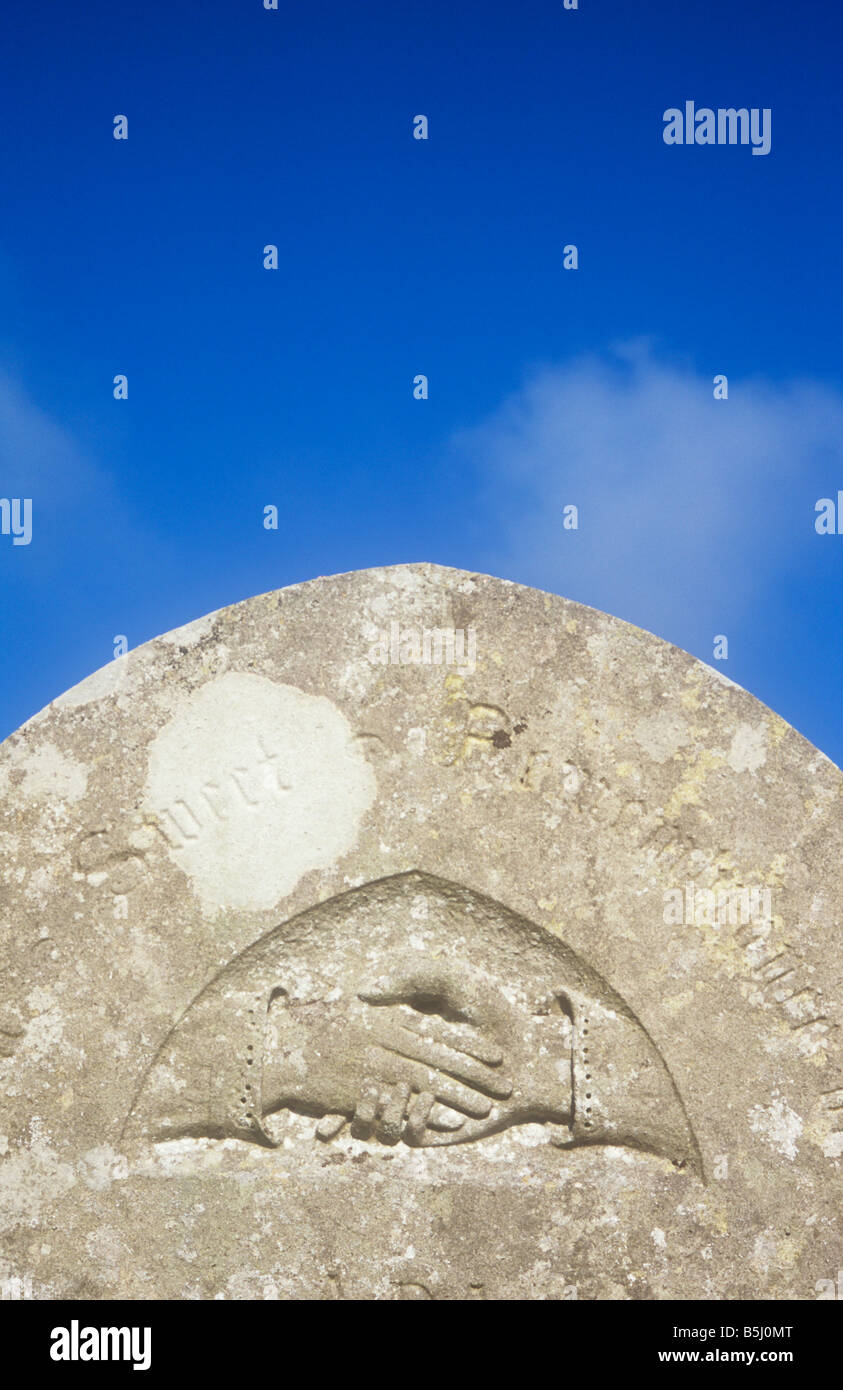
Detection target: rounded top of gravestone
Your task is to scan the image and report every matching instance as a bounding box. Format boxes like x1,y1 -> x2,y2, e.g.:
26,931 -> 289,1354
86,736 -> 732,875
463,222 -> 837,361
1,564 -> 840,1300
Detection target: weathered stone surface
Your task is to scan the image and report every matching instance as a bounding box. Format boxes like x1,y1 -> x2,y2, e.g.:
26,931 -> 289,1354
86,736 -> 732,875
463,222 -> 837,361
0,563 -> 841,1300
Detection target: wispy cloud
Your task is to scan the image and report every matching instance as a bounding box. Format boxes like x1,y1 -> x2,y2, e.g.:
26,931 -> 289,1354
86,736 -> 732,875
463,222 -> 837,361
453,343 -> 843,641
0,371 -> 101,503
0,369 -> 159,573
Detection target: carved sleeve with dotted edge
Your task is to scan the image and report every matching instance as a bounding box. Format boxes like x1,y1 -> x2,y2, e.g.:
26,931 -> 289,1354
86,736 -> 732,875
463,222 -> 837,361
121,975 -> 280,1149
566,990 -> 701,1175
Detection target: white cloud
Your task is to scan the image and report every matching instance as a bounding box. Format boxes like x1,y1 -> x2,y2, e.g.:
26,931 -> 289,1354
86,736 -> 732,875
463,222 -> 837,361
453,344 -> 843,640
0,369 -> 160,573
0,371 -> 101,502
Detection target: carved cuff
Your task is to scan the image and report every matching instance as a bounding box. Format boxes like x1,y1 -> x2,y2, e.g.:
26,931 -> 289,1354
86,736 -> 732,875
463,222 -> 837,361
123,980 -> 279,1148
226,987 -> 278,1147
568,994 -> 699,1170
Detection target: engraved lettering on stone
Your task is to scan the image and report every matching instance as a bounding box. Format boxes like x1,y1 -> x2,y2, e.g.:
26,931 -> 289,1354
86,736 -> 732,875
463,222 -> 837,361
153,738 -> 293,849
0,1012 -> 25,1058
820,1089 -> 843,1133
74,827 -> 150,895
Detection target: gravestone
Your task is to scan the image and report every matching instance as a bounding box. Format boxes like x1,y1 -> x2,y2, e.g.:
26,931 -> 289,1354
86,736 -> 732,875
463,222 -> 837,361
0,564 -> 841,1300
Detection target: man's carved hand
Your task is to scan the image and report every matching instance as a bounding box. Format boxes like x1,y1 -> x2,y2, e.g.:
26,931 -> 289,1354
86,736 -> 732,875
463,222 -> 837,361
261,982 -> 514,1144
261,952 -> 573,1147
358,955 -> 573,1145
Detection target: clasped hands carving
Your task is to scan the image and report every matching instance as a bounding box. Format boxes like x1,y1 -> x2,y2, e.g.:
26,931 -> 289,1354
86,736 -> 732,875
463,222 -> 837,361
262,954 -> 573,1146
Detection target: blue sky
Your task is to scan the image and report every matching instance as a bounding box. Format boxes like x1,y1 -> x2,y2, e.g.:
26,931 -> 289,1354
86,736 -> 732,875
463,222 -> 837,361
1,0 -> 842,761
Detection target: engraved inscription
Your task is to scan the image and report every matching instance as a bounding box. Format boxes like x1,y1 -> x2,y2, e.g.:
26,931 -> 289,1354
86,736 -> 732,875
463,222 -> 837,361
820,1088 -> 843,1134
746,939 -> 832,1041
154,735 -> 293,849
74,825 -> 153,895
0,1012 -> 25,1059
142,672 -> 377,912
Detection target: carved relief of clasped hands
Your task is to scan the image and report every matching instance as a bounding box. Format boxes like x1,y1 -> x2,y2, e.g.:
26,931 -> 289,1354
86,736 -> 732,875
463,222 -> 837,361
261,954 -> 573,1146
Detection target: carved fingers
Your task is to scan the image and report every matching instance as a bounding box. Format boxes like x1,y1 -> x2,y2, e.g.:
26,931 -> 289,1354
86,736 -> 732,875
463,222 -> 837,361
363,1004 -> 513,1117
292,959 -> 530,1146
404,1090 -> 438,1143
398,1011 -> 505,1067
311,1004 -> 517,1144
351,1081 -> 409,1143
329,1083 -> 463,1146
374,1012 -> 513,1102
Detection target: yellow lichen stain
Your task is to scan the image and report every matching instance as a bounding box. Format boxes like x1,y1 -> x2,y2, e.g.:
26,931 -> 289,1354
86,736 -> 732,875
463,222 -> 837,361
490,650 -> 503,666
766,714 -> 788,747
616,762 -> 635,778
442,672 -> 468,700
459,734 -> 494,761
680,668 -> 704,711
766,854 -> 788,887
440,699 -> 512,766
680,862 -> 781,980
565,619 -> 578,634
710,1208 -> 729,1235
776,1237 -> 801,1268
664,749 -> 723,819
575,699 -> 603,743
470,703 -> 507,724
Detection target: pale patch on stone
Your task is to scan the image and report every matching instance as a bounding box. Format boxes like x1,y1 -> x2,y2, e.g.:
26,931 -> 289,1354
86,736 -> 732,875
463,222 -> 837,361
749,1097 -> 803,1161
144,672 -> 377,913
585,629 -> 613,670
0,1136 -> 77,1236
3,742 -> 89,805
80,1147 -> 129,1192
822,1132 -> 843,1159
53,657 -> 129,710
406,727 -> 426,757
20,997 -> 66,1064
750,1230 -> 778,1277
23,864 -> 55,910
632,711 -> 691,763
728,722 -> 767,774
